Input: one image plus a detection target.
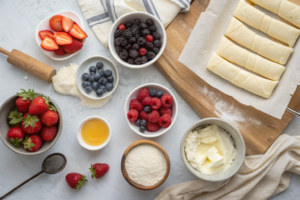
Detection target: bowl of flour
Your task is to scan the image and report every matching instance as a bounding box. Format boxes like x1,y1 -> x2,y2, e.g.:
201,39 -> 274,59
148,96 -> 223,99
121,140 -> 170,190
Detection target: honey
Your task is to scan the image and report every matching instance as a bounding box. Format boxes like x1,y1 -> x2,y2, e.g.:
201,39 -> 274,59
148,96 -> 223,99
81,119 -> 109,146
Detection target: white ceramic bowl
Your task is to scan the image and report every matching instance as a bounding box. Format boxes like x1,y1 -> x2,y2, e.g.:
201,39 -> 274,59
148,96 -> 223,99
124,83 -> 178,138
76,55 -> 119,100
77,116 -> 111,150
180,118 -> 246,182
35,10 -> 86,60
108,11 -> 167,69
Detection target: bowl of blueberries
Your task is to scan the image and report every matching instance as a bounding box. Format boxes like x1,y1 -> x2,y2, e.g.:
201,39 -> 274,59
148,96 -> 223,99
76,55 -> 119,100
109,11 -> 166,69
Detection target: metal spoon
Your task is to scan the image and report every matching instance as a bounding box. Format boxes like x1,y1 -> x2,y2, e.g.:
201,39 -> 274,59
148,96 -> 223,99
0,153 -> 67,199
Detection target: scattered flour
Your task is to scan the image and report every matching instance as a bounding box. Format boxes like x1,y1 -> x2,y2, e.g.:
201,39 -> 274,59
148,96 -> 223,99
125,144 -> 167,186
52,63 -> 111,108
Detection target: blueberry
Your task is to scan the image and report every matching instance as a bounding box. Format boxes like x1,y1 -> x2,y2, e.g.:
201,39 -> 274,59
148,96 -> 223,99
92,82 -> 99,90
140,120 -> 147,127
107,76 -> 114,83
96,62 -> 103,69
104,69 -> 112,77
106,83 -> 114,91
155,90 -> 163,98
135,119 -> 141,127
97,69 -> 105,77
85,86 -> 92,93
90,72 -> 95,76
89,66 -> 97,73
139,126 -> 146,133
82,81 -> 91,88
99,77 -> 107,85
96,88 -> 104,96
144,105 -> 152,113
99,85 -> 106,93
94,73 -> 101,81
149,89 -> 156,97
88,75 -> 95,83
82,73 -> 89,81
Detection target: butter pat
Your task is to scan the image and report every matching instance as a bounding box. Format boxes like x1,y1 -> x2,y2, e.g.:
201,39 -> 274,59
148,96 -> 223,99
206,146 -> 224,168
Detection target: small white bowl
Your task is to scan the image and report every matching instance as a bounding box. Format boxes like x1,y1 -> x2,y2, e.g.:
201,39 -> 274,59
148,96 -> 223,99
77,116 -> 111,151
76,55 -> 119,100
180,118 -> 246,182
124,83 -> 178,138
108,11 -> 167,69
35,10 -> 86,61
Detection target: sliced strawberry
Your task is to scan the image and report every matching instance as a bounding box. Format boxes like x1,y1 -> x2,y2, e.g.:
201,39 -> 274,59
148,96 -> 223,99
49,15 -> 63,31
62,16 -> 74,32
53,32 -> 73,45
38,30 -> 54,40
62,39 -> 83,54
69,24 -> 87,39
54,46 -> 67,55
41,37 -> 58,51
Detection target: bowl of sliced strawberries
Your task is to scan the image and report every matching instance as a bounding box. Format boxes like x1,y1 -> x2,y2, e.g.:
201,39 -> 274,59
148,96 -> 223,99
35,11 -> 88,60
0,89 -> 63,155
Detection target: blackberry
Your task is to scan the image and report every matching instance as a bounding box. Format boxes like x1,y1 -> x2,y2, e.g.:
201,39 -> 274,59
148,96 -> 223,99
125,44 -> 131,50
134,19 -> 141,25
152,47 -> 159,54
132,43 -> 140,50
125,22 -> 133,28
131,27 -> 141,38
115,46 -> 124,55
135,57 -> 143,65
146,51 -> 156,60
152,32 -> 161,40
114,29 -> 123,38
139,22 -> 148,30
148,25 -> 156,32
154,40 -> 162,48
128,58 -> 135,64
131,24 -> 139,29
115,37 -> 128,47
122,29 -> 133,39
119,49 -> 129,60
141,29 -> 150,37
129,49 -> 139,58
145,42 -> 154,50
129,37 -> 136,44
141,56 -> 148,64
146,19 -> 154,26
137,37 -> 146,46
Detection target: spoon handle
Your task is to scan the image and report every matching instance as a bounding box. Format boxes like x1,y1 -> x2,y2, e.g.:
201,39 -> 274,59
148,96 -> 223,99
0,170 -> 44,199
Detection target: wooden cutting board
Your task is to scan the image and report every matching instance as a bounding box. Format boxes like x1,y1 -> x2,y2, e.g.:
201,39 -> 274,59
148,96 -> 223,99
154,0 -> 300,155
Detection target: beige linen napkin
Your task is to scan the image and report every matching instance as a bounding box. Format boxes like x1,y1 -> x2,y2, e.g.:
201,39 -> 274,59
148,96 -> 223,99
155,134 -> 300,200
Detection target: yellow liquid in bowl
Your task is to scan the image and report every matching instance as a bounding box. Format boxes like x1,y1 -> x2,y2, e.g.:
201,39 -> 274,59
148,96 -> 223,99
81,119 -> 109,146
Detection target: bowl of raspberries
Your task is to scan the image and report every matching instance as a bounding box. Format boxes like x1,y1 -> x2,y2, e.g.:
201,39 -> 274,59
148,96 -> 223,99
0,89 -> 62,155
125,83 -> 178,137
109,11 -> 166,68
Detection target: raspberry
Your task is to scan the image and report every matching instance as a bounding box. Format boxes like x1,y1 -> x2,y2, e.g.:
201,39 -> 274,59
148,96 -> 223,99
161,94 -> 173,108
145,35 -> 153,42
139,47 -> 147,56
146,122 -> 160,132
129,99 -> 144,112
139,111 -> 148,121
158,114 -> 172,128
118,24 -> 125,30
137,88 -> 150,102
159,107 -> 172,117
127,109 -> 138,122
151,97 -> 161,110
148,110 -> 160,123
142,96 -> 152,105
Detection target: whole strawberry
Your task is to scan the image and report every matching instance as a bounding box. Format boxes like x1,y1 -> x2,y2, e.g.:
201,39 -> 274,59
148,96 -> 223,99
7,127 -> 25,148
89,163 -> 109,179
29,96 -> 50,115
21,113 -> 43,134
41,110 -> 59,126
15,89 -> 35,113
41,126 -> 57,141
66,173 -> 87,189
23,135 -> 43,152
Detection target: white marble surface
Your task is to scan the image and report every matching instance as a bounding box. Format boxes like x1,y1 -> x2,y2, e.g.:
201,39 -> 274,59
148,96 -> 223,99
0,0 -> 299,199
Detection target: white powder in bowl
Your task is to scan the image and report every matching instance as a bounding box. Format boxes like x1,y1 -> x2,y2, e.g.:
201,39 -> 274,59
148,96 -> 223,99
125,144 -> 167,186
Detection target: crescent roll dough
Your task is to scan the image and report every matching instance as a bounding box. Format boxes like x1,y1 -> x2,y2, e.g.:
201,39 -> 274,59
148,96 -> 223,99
207,53 -> 278,98
216,37 -> 285,81
234,0 -> 300,47
225,17 -> 293,64
249,0 -> 300,28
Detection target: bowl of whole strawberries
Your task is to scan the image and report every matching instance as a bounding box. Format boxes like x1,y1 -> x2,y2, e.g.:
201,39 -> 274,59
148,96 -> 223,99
0,89 -> 62,155
125,83 -> 178,138
35,11 -> 88,60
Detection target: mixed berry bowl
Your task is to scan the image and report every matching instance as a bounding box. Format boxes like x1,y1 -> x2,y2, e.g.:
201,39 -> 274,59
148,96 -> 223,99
124,83 -> 178,138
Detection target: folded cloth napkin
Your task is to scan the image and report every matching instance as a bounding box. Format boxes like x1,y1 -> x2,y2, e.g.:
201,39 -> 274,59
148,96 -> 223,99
78,0 -> 190,47
155,134 -> 300,200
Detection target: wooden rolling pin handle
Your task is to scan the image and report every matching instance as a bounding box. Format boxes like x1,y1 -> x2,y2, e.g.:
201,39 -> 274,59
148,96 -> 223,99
0,47 -> 10,56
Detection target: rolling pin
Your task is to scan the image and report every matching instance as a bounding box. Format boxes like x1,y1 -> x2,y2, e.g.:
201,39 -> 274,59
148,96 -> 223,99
0,47 -> 56,83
